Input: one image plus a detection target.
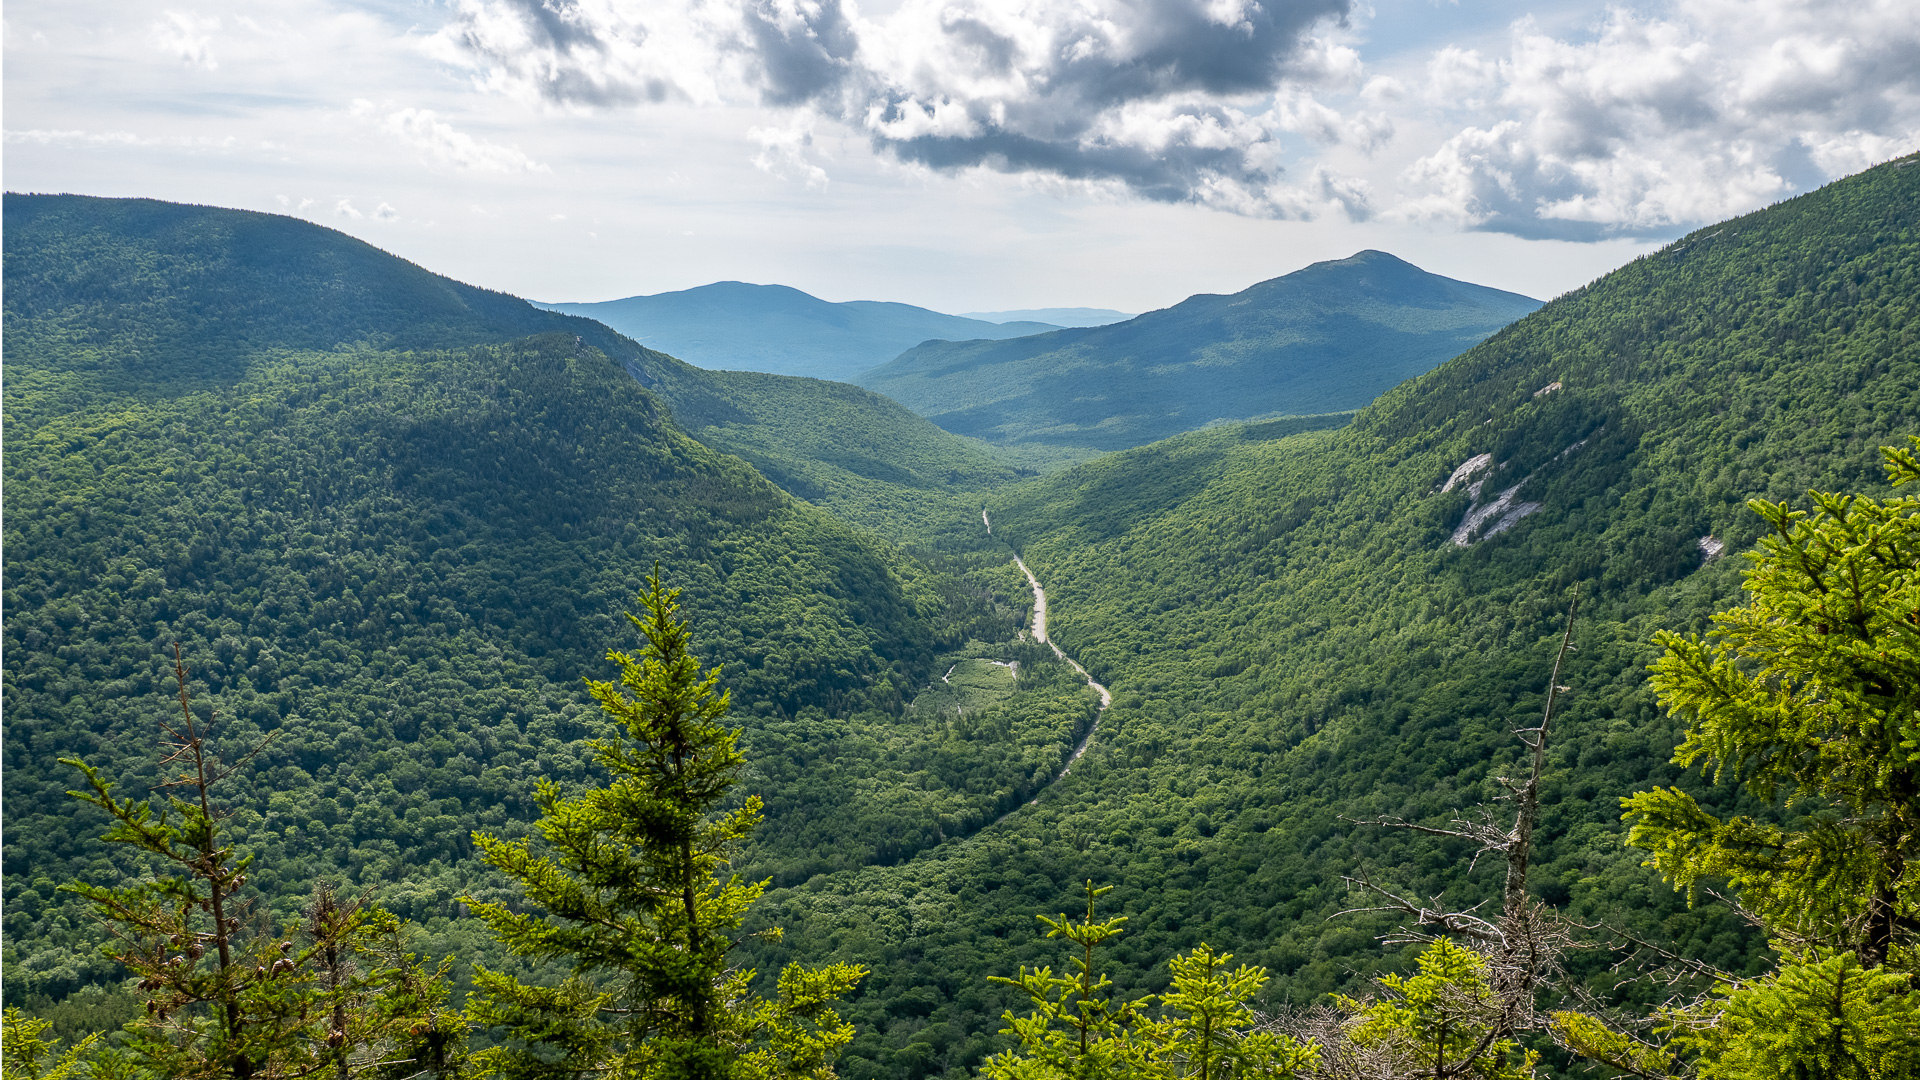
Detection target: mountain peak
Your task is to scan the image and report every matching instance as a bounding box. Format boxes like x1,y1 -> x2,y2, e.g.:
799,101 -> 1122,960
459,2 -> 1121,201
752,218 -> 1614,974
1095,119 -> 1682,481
858,255 -> 1544,452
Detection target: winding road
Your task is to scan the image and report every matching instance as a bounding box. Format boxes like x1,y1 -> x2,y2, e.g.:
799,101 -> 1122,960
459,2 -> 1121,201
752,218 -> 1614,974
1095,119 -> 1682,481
983,509 -> 1111,823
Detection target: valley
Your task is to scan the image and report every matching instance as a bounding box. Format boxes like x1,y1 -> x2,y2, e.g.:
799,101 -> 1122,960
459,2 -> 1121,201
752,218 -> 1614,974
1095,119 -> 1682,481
981,508 -> 1112,827
6,152 -> 1919,1080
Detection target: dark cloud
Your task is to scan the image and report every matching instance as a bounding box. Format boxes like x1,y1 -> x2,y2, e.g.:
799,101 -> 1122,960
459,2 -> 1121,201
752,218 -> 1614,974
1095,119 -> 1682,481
869,94 -> 1275,204
442,0 -> 1361,213
850,0 -> 1354,206
741,0 -> 860,107
1075,0 -> 1350,100
883,122 -> 1258,203
445,0 -> 675,107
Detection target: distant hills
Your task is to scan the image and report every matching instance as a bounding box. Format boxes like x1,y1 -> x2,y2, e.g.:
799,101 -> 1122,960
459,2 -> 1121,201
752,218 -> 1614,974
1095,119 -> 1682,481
958,307 -> 1134,327
858,251 -> 1542,453
536,282 -> 1061,382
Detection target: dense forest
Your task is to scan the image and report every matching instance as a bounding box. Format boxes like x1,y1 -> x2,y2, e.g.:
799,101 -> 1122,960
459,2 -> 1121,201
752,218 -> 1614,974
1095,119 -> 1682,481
0,197 -> 1075,1020
5,153 -> 1919,1079
749,154 -> 1920,1076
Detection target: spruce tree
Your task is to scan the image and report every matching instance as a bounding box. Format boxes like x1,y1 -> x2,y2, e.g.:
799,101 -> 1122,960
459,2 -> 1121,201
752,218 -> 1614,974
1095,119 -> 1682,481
1,1008 -> 104,1080
986,883 -> 1315,1080
986,882 -> 1144,1080
1137,945 -> 1318,1080
466,569 -> 865,1080
1555,438 -> 1920,1077
1324,939 -> 1536,1080
1622,438 -> 1920,967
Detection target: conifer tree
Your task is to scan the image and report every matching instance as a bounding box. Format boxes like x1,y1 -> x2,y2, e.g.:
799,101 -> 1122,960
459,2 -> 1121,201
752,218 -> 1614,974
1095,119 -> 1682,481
1137,946 -> 1318,1080
1672,953 -> 1920,1079
465,569 -> 865,1080
1321,939 -> 1536,1080
1554,438 -> 1920,1077
1622,438 -> 1920,966
2,1007 -> 104,1080
986,883 -> 1315,1080
986,882 -> 1144,1080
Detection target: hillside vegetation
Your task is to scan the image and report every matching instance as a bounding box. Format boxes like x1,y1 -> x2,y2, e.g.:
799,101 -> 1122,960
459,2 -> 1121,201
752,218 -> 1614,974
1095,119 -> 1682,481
2,195 -> 639,425
0,198 -> 1071,1009
957,307 -> 1134,327
634,364 -> 1052,534
6,150 -> 1919,1080
857,251 -> 1539,453
538,282 -> 1059,382
2,194 -> 1037,530
737,154 -> 1920,1079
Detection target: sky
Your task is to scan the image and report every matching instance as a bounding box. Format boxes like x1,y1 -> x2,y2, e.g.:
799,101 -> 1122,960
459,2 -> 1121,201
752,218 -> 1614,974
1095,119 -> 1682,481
5,0 -> 1917,314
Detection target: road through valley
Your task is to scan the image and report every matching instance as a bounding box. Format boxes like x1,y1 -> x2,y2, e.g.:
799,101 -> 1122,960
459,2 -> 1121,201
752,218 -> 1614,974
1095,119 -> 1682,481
982,510 -> 1111,824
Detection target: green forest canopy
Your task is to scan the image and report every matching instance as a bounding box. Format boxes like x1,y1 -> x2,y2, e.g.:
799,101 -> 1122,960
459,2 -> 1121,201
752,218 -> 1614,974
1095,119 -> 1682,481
5,151 -> 1919,1079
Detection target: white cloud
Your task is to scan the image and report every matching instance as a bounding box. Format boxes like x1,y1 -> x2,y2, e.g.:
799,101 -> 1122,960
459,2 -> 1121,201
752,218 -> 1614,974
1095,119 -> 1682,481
5,128 -> 150,147
335,198 -> 363,218
361,102 -> 553,173
15,0 -> 1912,273
1398,0 -> 1920,238
374,201 -> 400,220
426,0 -> 1918,233
1360,76 -> 1405,105
1272,87 -> 1392,152
4,127 -> 239,152
1425,46 -> 1496,106
750,118 -> 830,189
152,10 -> 220,70
427,0 -> 738,108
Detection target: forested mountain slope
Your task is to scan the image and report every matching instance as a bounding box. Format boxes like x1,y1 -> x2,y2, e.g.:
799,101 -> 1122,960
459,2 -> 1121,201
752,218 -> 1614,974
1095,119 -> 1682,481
0,197 -> 1079,1005
12,152 -> 1918,1080
2,194 -> 1036,524
3,195 -> 639,424
856,251 -> 1540,453
632,364 -> 1047,533
538,282 -> 1059,382
737,155 -> 1920,1080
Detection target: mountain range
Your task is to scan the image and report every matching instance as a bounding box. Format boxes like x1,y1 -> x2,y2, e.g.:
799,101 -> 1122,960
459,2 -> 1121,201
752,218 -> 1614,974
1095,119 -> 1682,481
7,152 -> 1919,1080
535,282 -> 1061,382
858,250 -> 1543,452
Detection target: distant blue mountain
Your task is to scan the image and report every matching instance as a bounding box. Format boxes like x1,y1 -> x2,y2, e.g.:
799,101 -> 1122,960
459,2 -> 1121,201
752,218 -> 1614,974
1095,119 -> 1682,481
534,282 -> 1060,381
858,251 -> 1543,452
958,307 -> 1134,327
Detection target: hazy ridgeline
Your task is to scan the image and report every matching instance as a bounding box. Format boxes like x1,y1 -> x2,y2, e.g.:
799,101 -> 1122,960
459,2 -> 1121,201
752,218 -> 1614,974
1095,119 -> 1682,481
5,152 -> 1918,1079
857,250 -> 1541,454
536,281 -> 1064,383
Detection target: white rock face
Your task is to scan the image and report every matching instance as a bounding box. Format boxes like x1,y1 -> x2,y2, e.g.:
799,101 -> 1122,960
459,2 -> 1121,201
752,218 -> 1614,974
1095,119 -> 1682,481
1698,535 -> 1726,560
1442,453 -> 1494,494
1442,434 -> 1593,548
1452,483 -> 1543,547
